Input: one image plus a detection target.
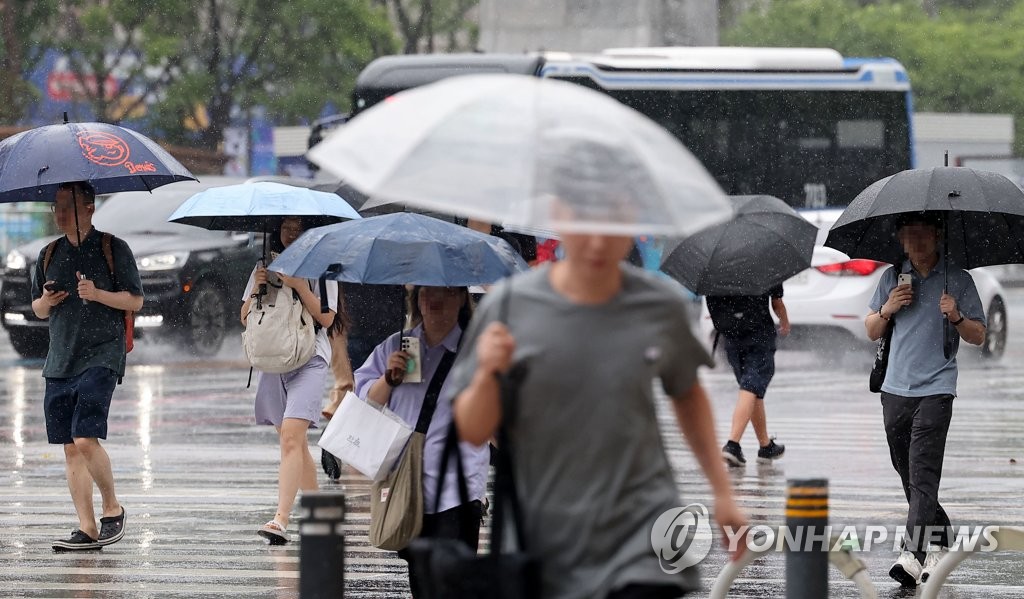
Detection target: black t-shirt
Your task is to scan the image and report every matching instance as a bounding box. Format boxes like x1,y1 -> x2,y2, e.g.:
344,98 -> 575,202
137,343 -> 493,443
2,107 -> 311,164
705,284 -> 783,340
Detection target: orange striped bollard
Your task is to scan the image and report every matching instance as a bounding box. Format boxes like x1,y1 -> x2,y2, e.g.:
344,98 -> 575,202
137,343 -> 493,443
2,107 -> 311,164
786,479 -> 829,598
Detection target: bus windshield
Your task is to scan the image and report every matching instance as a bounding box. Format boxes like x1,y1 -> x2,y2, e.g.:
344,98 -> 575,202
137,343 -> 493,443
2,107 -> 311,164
552,81 -> 911,209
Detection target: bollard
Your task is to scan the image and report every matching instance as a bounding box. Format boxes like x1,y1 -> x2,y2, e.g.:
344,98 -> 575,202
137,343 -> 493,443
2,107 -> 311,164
786,479 -> 829,598
299,491 -> 346,599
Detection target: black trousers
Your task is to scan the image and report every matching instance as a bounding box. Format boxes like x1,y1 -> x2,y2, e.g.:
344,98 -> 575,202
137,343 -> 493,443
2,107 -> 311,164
881,392 -> 955,561
398,500 -> 482,599
608,584 -> 687,599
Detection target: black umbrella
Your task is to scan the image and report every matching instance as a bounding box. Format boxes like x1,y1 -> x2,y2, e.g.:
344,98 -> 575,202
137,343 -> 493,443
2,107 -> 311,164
661,195 -> 816,296
825,166 -> 1024,358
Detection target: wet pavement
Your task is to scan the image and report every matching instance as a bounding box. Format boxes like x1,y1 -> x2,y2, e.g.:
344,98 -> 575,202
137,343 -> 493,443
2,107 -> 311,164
1,289 -> 1023,598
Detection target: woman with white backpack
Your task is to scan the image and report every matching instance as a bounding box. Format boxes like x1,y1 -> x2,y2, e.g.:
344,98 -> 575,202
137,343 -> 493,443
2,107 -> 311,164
240,216 -> 344,544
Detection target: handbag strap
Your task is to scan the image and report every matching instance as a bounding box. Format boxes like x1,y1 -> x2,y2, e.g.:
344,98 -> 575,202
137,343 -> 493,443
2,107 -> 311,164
413,349 -> 457,434
431,420 -> 472,514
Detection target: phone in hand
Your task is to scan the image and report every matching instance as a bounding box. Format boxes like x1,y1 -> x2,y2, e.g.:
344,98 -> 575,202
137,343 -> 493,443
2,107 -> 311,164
43,282 -> 59,293
897,273 -> 913,288
400,336 -> 422,383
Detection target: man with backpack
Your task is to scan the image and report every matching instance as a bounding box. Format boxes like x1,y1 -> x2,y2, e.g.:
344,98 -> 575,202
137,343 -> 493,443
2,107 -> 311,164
31,181 -> 143,550
706,285 -> 789,467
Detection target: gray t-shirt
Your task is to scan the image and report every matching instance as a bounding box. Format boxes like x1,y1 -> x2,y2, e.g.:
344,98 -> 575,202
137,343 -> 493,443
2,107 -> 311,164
447,264 -> 712,599
869,261 -> 986,397
31,229 -> 144,378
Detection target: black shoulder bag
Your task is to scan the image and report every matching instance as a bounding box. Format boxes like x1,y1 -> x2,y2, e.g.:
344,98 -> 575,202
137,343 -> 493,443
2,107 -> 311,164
869,314 -> 895,393
406,283 -> 541,599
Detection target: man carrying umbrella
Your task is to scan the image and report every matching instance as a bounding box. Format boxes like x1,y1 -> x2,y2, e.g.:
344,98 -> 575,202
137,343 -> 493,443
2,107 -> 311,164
865,212 -> 986,586
31,182 -> 143,551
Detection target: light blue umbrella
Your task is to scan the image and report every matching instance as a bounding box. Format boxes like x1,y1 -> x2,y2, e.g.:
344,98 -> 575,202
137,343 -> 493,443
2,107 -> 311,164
268,212 -> 529,286
167,181 -> 361,232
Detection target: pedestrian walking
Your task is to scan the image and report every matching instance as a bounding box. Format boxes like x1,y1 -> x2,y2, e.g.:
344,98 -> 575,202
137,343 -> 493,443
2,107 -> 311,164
450,230 -> 746,598
353,285 -> 488,598
240,217 -> 342,544
706,286 -> 789,467
31,181 -> 142,551
865,212 -> 987,586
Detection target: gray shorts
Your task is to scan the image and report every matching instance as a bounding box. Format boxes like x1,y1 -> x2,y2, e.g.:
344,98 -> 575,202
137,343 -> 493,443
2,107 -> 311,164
254,356 -> 328,428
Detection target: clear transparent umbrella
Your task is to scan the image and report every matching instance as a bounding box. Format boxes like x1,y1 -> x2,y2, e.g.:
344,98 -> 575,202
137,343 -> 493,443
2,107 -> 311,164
307,74 -> 731,237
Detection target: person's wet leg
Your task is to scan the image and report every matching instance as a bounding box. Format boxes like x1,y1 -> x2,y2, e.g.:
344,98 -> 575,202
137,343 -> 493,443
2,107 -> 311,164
906,396 -> 953,562
276,417 -> 315,527
74,437 -> 119,518
64,442 -> 98,538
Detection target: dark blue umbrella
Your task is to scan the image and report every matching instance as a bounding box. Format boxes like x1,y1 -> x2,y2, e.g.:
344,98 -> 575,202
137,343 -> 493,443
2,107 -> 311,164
0,120 -> 196,203
267,212 -> 529,286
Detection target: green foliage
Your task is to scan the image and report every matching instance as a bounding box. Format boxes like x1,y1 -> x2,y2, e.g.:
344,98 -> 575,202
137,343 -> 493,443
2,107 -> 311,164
0,0 -> 59,123
724,0 -> 1024,154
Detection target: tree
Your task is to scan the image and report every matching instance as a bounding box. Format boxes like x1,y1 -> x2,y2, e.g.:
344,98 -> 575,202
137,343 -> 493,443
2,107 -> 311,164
378,0 -> 480,54
724,0 -> 1024,154
0,0 -> 59,124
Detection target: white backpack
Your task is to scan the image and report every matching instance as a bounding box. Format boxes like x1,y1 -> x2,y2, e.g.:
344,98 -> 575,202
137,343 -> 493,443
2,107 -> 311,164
242,281 -> 316,373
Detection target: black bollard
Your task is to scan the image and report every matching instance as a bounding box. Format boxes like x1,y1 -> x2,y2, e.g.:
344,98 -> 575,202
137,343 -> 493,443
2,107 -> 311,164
299,491 -> 346,599
785,479 -> 829,599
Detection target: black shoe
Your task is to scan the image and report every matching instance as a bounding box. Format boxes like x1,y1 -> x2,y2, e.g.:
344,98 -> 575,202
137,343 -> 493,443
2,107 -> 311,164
757,439 -> 785,463
722,441 -> 746,466
321,448 -> 342,481
52,529 -> 102,552
98,506 -> 126,546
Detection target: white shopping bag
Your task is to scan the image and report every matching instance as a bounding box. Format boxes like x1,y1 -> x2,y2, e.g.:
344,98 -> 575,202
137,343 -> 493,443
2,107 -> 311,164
318,391 -> 413,481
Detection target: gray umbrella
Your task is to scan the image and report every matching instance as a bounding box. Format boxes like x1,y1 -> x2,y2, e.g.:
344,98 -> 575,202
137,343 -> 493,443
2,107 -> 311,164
661,195 -> 816,296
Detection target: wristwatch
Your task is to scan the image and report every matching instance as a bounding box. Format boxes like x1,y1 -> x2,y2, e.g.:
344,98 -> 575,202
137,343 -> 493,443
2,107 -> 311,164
950,314 -> 965,326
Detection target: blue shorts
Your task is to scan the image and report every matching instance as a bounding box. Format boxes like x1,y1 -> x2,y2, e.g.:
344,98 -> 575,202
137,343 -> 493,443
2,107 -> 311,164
722,335 -> 776,399
44,367 -> 119,444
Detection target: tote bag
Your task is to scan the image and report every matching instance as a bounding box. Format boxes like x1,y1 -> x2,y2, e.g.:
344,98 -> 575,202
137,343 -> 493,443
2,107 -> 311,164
318,391 -> 412,481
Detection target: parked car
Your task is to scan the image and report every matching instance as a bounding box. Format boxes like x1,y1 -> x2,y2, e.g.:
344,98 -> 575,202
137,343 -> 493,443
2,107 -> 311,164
698,209 -> 1009,360
1,177 -> 261,359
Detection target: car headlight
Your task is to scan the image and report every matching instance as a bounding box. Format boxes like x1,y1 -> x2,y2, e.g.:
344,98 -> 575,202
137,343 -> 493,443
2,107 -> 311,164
5,250 -> 27,271
136,251 -> 190,271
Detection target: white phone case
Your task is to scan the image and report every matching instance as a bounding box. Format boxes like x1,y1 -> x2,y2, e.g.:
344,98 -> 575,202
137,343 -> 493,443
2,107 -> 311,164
400,337 -> 422,383
898,274 -> 912,287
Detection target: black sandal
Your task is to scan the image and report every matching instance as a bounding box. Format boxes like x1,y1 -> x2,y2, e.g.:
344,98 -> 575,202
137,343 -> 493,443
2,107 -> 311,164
98,506 -> 126,546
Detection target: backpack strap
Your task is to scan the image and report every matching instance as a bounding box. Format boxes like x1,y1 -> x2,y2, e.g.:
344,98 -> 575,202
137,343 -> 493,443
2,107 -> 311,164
42,238 -> 60,277
101,232 -> 132,384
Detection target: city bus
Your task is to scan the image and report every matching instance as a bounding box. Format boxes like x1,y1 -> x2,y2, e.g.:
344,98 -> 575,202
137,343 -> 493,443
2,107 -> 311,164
348,47 -> 915,211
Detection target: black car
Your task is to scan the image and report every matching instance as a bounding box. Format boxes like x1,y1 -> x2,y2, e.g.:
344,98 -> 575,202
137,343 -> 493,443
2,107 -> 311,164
1,177 -> 261,359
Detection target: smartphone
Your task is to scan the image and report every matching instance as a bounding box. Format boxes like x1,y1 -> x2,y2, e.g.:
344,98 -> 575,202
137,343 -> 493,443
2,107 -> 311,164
898,273 -> 913,288
400,336 -> 422,383
43,282 -> 59,293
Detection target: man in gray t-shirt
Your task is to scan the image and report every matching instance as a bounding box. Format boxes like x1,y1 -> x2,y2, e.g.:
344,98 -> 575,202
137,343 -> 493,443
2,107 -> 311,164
449,252 -> 745,598
865,213 -> 986,587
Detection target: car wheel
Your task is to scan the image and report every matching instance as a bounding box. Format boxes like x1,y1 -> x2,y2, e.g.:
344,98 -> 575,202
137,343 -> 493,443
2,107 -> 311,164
181,281 -> 228,357
8,328 -> 49,359
981,297 -> 1007,359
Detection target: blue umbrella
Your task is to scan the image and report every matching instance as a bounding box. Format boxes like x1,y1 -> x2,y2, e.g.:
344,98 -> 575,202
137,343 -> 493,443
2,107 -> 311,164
167,181 -> 362,232
0,120 -> 196,203
268,212 -> 529,286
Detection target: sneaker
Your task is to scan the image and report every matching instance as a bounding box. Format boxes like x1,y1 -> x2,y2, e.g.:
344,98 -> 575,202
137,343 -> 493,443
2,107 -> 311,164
921,545 -> 949,583
52,529 -> 102,552
888,551 -> 922,587
722,441 -> 746,466
756,439 -> 785,463
97,506 -> 126,546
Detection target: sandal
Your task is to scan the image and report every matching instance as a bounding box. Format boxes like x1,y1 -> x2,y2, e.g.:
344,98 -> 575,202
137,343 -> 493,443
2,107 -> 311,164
257,519 -> 289,545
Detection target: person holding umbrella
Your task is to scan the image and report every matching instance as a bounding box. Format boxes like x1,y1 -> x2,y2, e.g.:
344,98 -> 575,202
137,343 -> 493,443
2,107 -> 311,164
865,212 -> 986,586
241,217 -> 343,545
31,181 -> 143,551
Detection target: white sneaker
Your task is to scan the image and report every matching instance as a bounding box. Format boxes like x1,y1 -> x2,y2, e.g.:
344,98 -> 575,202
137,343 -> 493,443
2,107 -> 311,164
921,546 -> 949,583
888,551 -> 922,587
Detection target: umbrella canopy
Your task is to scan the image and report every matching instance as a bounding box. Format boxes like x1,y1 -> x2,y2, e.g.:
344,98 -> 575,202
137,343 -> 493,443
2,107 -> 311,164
0,121 -> 196,203
661,195 -> 816,296
267,212 -> 529,287
824,167 -> 1024,268
307,74 -> 731,237
167,181 -> 361,232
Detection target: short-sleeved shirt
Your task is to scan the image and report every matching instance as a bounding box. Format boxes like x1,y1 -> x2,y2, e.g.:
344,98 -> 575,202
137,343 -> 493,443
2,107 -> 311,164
705,284 -> 783,341
31,228 -> 144,378
353,324 -> 489,514
869,260 -> 986,397
445,264 -> 712,599
242,265 -> 339,363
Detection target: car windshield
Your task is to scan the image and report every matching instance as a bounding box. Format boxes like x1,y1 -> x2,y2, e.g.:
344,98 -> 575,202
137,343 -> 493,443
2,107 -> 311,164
92,181 -> 240,237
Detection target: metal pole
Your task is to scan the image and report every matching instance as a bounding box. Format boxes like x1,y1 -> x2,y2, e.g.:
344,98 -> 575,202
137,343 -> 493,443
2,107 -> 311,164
786,478 -> 829,598
299,491 -> 346,599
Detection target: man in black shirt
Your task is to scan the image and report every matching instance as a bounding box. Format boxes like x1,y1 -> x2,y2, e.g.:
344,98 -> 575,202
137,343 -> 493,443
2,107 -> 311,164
706,285 -> 789,466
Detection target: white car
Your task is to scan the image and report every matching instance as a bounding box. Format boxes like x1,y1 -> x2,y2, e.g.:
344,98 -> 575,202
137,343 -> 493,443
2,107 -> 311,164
698,209 -> 1008,359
